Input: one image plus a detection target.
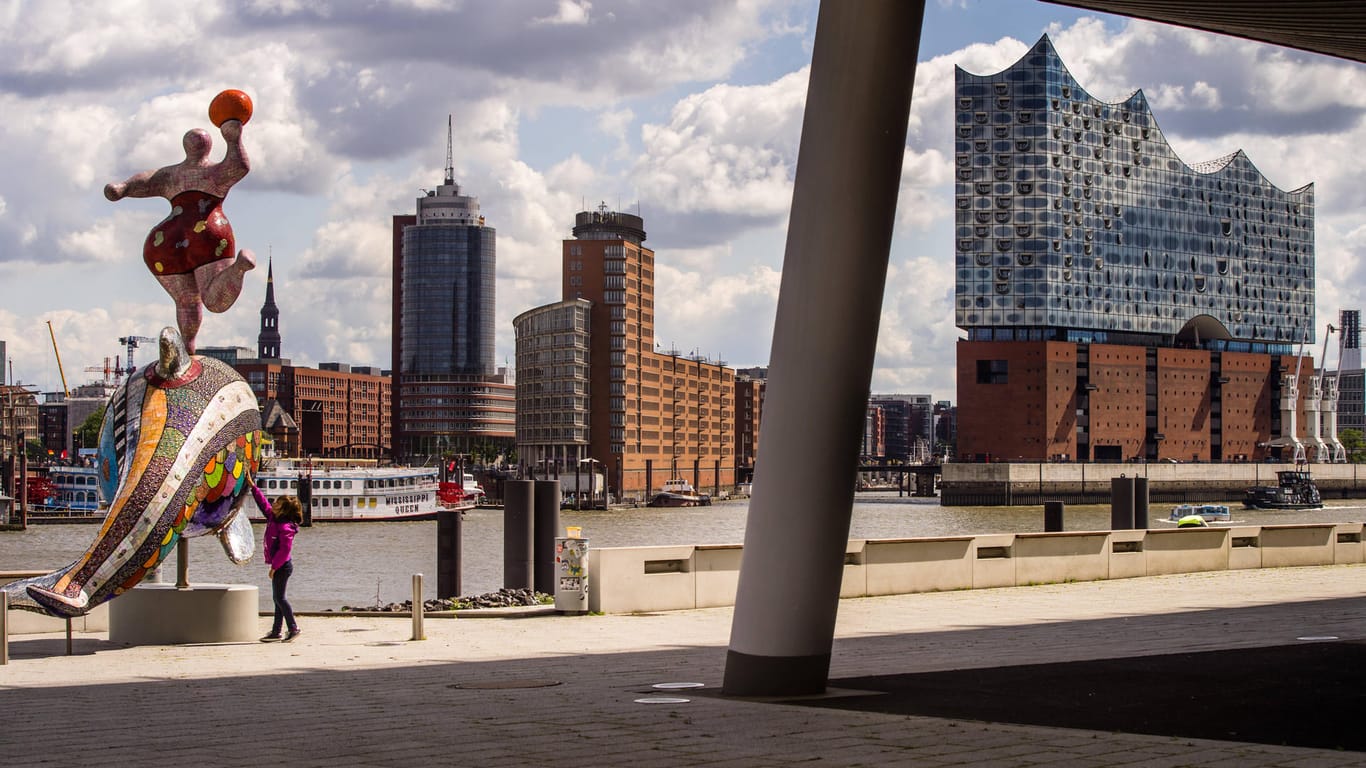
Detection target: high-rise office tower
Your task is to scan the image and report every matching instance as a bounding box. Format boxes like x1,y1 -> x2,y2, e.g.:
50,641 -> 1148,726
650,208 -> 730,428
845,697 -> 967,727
393,120 -> 513,461
515,206 -> 735,499
955,36 -> 1318,463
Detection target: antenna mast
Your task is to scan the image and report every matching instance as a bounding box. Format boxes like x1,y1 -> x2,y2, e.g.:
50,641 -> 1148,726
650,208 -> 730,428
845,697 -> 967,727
445,115 -> 455,186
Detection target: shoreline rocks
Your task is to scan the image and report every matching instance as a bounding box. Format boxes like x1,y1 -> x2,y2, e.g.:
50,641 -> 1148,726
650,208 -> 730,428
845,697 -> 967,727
335,587 -> 550,613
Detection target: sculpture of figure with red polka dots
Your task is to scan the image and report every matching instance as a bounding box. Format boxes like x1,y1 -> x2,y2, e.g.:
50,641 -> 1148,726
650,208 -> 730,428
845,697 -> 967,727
104,90 -> 257,354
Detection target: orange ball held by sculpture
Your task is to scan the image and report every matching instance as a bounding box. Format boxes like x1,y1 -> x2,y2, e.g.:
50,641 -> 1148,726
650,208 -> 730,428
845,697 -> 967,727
209,89 -> 253,127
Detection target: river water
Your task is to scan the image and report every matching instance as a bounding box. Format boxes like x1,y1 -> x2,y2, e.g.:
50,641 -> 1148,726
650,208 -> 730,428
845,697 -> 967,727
4,493 -> 1364,612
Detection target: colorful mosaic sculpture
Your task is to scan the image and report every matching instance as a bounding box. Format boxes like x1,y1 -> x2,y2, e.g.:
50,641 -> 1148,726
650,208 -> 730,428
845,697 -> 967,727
3,329 -> 263,618
103,90 -> 257,354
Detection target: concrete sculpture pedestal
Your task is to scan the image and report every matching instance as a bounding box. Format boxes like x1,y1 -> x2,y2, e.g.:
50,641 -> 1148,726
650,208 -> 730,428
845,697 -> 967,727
109,583 -> 259,645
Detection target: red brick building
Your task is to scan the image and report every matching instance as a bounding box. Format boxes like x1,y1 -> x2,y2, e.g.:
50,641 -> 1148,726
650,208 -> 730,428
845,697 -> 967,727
957,341 -> 1312,462
516,207 -> 736,499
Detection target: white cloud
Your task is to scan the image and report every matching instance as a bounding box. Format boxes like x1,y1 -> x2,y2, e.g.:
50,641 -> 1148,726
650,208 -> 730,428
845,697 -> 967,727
5,3 -> 1365,407
533,0 -> 592,27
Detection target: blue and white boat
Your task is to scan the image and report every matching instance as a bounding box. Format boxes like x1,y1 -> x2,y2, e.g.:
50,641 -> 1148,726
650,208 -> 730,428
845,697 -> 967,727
1168,503 -> 1232,523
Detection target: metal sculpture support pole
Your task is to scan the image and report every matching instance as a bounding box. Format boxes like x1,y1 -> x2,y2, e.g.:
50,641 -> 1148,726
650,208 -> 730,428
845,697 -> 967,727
176,538 -> 189,588
411,573 -> 425,641
723,0 -> 924,697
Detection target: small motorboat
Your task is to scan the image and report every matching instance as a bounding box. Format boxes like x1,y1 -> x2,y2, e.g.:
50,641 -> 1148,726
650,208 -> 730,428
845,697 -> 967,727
648,478 -> 711,508
1244,470 -> 1322,510
1169,503 -> 1231,523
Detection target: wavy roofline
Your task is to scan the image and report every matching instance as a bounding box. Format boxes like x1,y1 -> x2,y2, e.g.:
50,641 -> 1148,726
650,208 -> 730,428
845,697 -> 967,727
957,34 -> 1313,197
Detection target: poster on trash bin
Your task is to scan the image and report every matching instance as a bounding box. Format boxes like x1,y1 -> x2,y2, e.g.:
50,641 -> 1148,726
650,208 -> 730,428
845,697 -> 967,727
555,537 -> 589,611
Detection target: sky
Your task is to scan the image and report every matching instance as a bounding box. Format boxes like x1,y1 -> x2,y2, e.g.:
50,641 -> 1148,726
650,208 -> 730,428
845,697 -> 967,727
3,0 -> 1366,403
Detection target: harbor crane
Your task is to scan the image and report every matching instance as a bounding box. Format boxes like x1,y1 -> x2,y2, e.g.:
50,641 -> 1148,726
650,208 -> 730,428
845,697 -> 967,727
1318,323 -> 1347,462
118,335 -> 156,375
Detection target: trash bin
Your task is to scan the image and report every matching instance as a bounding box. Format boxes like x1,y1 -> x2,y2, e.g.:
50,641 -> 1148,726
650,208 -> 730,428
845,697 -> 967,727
555,535 -> 589,614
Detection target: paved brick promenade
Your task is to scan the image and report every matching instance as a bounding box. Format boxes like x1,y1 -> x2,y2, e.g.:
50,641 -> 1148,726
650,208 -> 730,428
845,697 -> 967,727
3,565 -> 1364,766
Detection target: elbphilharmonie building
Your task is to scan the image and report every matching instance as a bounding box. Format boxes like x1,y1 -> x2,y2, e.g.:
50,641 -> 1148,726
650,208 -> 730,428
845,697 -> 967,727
954,36 -> 1324,464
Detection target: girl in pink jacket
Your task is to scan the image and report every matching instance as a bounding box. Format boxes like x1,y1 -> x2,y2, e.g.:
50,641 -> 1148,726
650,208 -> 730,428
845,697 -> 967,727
252,483 -> 304,642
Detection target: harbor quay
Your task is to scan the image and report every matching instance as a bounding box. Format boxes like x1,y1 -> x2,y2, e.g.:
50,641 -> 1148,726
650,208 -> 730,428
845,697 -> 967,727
2,564 -> 1364,766
940,461 -> 1366,506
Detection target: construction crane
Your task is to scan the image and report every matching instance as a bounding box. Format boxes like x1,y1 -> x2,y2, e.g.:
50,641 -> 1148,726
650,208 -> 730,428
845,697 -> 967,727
46,320 -> 69,398
119,335 -> 157,375
85,357 -> 119,386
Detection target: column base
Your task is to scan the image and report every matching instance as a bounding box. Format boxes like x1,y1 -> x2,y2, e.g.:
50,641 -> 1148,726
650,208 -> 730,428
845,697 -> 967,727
722,648 -> 831,697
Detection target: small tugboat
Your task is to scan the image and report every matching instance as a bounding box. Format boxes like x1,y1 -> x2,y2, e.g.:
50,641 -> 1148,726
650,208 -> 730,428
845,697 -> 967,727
1168,503 -> 1231,523
648,477 -> 712,508
1243,470 -> 1323,510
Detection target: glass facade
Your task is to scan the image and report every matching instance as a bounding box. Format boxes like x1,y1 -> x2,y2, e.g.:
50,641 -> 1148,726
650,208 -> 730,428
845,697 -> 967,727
955,36 -> 1315,345
401,226 -> 495,375
396,174 -> 513,461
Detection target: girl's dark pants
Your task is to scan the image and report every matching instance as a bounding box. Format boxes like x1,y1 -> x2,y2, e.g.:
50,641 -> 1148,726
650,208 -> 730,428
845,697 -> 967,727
271,560 -> 297,634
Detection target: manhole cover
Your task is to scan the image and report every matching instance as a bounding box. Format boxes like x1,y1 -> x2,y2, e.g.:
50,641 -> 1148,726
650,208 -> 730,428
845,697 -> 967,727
449,680 -> 563,690
1296,635 -> 1340,641
635,696 -> 690,704
653,682 -> 705,690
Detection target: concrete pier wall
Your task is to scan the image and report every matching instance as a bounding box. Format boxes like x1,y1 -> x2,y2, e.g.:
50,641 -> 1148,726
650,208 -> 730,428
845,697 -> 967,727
939,462 -> 1366,506
587,522 -> 1365,614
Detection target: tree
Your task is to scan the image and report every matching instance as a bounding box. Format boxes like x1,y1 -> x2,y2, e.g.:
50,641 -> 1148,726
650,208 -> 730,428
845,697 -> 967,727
74,406 -> 106,454
1339,428 -> 1366,463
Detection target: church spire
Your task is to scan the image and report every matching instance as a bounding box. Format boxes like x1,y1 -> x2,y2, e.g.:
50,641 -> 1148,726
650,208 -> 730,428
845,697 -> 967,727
257,251 -> 282,359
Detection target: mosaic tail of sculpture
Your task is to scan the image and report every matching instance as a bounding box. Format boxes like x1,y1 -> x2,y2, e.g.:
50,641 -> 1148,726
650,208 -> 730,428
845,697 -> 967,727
3,328 -> 263,619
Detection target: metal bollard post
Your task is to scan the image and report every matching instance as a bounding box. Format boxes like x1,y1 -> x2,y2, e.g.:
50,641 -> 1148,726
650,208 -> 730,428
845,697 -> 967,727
2,590 -> 8,665
176,539 -> 190,589
411,573 -> 425,641
1044,500 -> 1064,532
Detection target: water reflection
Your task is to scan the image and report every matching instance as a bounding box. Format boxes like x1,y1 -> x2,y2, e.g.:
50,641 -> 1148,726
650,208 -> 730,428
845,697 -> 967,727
3,493 -> 1363,611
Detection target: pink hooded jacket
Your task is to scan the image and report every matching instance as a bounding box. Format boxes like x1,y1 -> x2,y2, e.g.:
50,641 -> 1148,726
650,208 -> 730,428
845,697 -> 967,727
252,484 -> 297,570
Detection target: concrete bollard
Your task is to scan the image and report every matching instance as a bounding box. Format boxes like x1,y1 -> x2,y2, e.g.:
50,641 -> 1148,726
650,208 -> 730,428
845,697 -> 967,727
1110,477 -> 1135,530
411,573 -> 425,641
533,479 -> 561,595
436,509 -> 462,599
504,480 -> 534,589
1044,500 -> 1064,532
1133,477 -> 1150,529
2,590 -> 8,665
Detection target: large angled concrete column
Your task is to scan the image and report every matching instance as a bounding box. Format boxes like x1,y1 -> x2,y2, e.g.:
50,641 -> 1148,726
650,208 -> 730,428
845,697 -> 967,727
723,0 -> 924,697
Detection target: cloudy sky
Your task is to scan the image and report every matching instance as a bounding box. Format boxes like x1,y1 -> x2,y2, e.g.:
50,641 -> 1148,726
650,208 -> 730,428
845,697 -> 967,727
3,0 -> 1365,402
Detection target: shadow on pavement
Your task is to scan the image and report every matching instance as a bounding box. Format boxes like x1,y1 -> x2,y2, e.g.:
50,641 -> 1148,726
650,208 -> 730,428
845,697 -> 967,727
799,640 -> 1366,752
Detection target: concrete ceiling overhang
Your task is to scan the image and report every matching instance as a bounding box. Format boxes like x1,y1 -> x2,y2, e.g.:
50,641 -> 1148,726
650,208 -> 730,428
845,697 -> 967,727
1043,1 -> 1366,64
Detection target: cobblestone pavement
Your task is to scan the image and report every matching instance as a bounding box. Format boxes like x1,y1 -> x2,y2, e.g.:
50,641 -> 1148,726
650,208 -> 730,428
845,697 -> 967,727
2,565 -> 1364,767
